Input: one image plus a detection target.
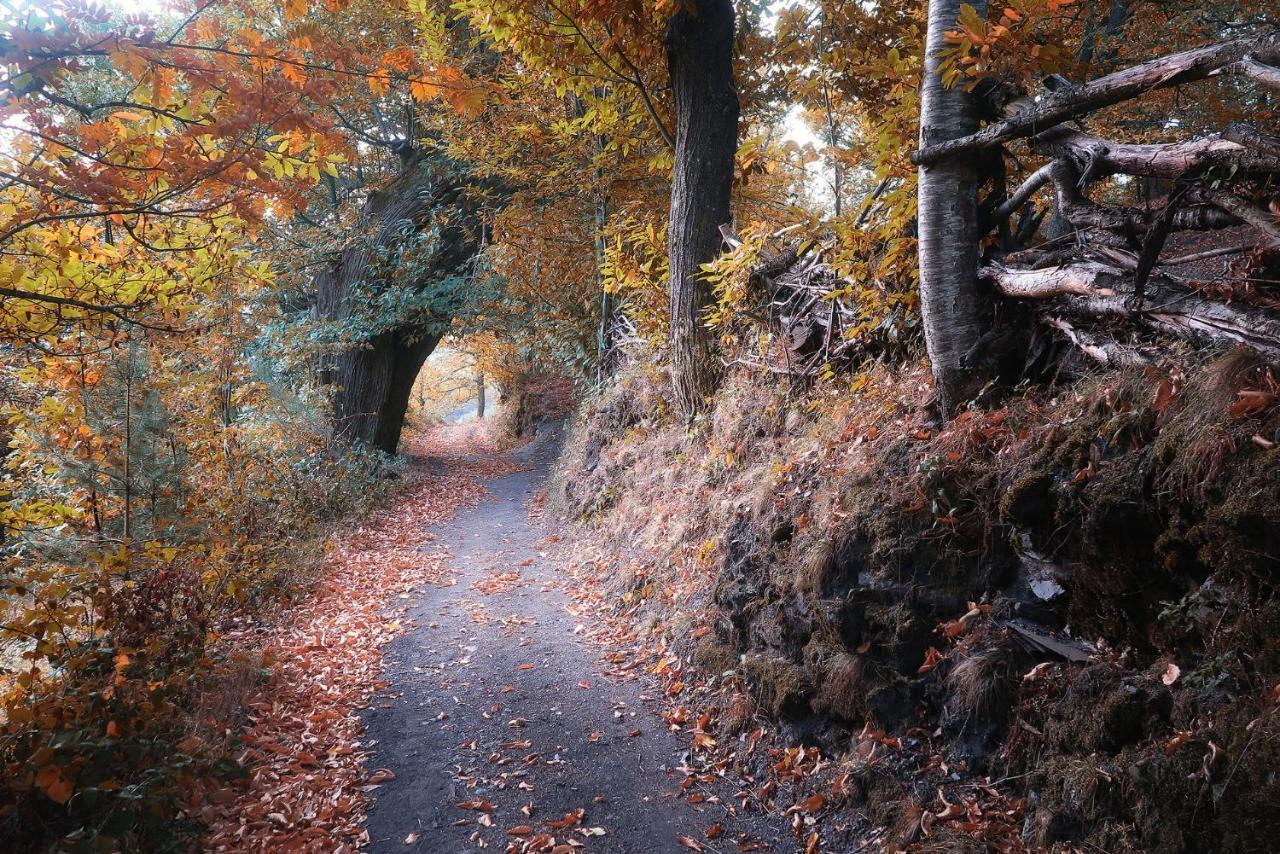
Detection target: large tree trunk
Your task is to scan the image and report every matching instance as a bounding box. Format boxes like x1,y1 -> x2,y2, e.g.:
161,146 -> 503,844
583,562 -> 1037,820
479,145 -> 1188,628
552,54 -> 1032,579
320,328 -> 441,454
316,154 -> 480,454
665,0 -> 739,417
917,0 -> 991,414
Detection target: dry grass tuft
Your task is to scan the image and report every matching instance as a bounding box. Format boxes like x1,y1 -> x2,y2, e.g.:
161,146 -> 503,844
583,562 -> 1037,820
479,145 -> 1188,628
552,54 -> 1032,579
814,652 -> 864,721
794,539 -> 836,598
946,641 -> 1015,721
723,691 -> 759,734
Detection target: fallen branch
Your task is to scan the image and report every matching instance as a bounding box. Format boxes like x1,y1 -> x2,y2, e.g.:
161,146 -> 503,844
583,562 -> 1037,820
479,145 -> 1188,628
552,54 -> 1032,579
1043,160 -> 1235,235
1228,54 -> 1280,90
1031,128 -> 1280,178
1193,188 -> 1280,245
913,33 -> 1280,166
1045,317 -> 1155,366
982,261 -> 1119,298
1223,122 -> 1280,158
992,162 -> 1055,223
984,261 -> 1280,360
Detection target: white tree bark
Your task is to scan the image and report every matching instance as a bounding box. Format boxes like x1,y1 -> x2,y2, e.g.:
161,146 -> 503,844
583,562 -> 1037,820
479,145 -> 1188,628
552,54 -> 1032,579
917,0 -> 990,413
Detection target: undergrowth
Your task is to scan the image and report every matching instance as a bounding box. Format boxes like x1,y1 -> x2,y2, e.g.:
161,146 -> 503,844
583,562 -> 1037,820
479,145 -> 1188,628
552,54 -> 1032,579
0,424 -> 399,853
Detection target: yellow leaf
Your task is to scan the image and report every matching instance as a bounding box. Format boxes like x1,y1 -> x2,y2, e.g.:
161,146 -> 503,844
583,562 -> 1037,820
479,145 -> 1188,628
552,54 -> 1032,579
410,79 -> 440,102
368,70 -> 392,96
109,46 -> 149,78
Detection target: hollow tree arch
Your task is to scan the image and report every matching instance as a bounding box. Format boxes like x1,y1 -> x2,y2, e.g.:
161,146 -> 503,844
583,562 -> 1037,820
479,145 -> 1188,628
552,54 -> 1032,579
315,151 -> 484,455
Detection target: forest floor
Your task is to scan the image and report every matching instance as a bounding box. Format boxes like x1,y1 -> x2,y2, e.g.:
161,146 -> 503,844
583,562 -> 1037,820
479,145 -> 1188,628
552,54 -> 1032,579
360,422 -> 788,852
200,418 -> 791,852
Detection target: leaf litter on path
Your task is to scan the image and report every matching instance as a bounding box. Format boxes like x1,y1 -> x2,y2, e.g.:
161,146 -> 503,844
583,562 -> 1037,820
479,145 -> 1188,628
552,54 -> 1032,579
196,426 -> 521,852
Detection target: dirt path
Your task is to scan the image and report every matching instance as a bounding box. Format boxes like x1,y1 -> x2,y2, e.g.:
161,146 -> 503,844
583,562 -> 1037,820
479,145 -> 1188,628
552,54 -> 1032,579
361,426 -> 787,852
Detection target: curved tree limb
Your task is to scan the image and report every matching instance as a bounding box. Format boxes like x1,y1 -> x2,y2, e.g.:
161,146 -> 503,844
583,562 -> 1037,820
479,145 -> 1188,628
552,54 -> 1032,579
1223,122 -> 1280,158
1031,127 -> 1280,178
1228,54 -> 1280,90
912,33 -> 1280,166
992,161 -> 1055,223
1193,188 -> 1280,244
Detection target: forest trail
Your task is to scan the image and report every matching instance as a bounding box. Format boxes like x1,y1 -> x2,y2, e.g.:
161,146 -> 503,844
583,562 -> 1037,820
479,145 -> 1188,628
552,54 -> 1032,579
361,425 -> 785,853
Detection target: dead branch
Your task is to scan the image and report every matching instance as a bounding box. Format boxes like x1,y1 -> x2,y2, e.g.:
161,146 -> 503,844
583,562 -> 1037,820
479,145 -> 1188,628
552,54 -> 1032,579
1045,317 -> 1155,366
1228,53 -> 1280,90
1031,127 -> 1280,178
984,262 -> 1280,360
1191,188 -> 1280,245
1223,122 -> 1280,159
1043,160 -> 1236,235
913,33 -> 1280,166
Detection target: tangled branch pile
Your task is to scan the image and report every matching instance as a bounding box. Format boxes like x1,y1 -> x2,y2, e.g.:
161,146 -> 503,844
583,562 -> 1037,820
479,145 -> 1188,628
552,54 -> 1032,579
738,32 -> 1280,380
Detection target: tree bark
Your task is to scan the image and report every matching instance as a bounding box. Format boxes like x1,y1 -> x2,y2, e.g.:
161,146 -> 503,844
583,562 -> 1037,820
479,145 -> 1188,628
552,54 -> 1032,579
917,0 -> 991,414
316,154 -> 480,454
665,0 -> 739,417
594,130 -> 616,387
476,370 -> 486,419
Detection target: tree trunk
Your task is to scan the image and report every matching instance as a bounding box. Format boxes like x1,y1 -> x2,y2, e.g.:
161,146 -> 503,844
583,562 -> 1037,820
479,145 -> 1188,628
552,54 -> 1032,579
917,0 -> 991,414
594,130 -> 616,388
316,154 -> 480,455
665,0 -> 739,417
324,330 -> 441,454
476,370 -> 486,419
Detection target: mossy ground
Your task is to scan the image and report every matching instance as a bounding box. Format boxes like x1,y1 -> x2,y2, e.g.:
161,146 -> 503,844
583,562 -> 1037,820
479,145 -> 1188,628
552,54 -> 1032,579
550,351 -> 1280,851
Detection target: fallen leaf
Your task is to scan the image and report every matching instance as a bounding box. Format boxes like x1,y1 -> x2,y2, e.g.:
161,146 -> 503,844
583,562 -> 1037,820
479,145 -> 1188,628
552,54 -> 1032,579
1164,730 -> 1194,755
545,808 -> 585,829
798,793 -> 825,813
918,646 -> 943,674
